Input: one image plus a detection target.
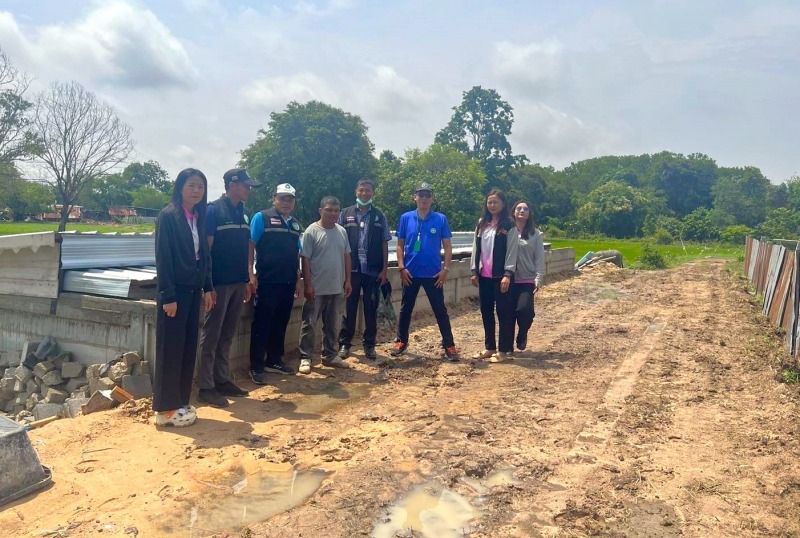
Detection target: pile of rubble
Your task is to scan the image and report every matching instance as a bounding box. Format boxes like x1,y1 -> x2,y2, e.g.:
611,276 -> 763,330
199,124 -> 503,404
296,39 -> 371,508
0,337 -> 153,425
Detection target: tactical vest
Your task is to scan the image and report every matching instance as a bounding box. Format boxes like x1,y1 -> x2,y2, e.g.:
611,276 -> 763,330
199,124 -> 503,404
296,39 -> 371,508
340,205 -> 386,274
255,207 -> 302,283
209,195 -> 250,286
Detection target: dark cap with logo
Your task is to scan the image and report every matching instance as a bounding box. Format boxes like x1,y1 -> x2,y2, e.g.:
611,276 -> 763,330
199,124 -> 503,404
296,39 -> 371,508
223,168 -> 261,187
414,182 -> 433,194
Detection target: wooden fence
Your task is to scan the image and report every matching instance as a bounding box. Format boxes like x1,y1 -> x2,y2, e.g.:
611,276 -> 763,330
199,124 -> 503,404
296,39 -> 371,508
745,237 -> 799,356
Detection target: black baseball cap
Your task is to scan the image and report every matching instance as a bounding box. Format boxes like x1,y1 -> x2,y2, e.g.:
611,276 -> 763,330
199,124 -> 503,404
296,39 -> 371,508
414,182 -> 433,194
223,168 -> 261,187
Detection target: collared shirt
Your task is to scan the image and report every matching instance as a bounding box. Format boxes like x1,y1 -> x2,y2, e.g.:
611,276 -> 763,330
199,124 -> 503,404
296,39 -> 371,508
182,205 -> 199,261
395,210 -> 452,278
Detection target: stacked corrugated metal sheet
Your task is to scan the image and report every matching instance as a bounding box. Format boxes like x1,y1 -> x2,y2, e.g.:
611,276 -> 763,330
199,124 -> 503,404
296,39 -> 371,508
60,232 -> 157,300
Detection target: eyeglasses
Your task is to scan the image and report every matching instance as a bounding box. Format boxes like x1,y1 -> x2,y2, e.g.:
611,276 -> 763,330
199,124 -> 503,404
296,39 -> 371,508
515,207 -> 530,213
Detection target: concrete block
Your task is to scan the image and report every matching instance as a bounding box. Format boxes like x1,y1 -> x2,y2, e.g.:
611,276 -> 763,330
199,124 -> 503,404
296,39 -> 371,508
71,387 -> 90,399
14,394 -> 26,406
122,351 -> 141,367
33,360 -> 56,379
3,399 -> 14,413
108,362 -> 130,384
81,391 -> 116,415
44,387 -> 69,404
121,374 -> 152,399
13,379 -> 25,393
25,393 -> 41,411
13,405 -> 25,415
14,365 -> 33,384
60,362 -> 85,378
20,341 -> 40,363
33,402 -> 64,421
65,376 -> 88,393
1,377 -> 15,398
86,364 -> 104,379
52,351 -> 72,369
64,397 -> 89,418
0,352 -> 8,368
132,360 -> 150,376
41,370 -> 64,386
89,377 -> 116,394
6,350 -> 21,367
25,379 -> 38,394
1,367 -> 12,380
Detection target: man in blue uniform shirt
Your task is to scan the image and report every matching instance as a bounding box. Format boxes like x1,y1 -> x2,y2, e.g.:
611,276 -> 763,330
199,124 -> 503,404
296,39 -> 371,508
392,182 -> 459,361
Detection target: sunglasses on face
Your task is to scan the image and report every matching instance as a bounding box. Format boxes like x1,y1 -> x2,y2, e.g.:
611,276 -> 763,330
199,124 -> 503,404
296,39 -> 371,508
416,192 -> 432,199
515,207 -> 530,213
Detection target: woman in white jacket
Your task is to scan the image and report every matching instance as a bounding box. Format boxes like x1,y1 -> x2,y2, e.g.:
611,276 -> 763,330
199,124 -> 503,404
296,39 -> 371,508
510,200 -> 545,352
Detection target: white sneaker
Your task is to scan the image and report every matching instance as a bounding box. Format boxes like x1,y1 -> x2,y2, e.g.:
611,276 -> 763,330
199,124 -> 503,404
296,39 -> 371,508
488,352 -> 508,363
298,358 -> 312,374
155,407 -> 196,427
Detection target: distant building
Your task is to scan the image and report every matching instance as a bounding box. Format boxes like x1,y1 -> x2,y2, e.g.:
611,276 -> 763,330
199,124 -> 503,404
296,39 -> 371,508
38,205 -> 83,221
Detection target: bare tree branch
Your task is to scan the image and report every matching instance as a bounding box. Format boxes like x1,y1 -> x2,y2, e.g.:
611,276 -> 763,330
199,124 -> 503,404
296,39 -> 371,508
32,81 -> 135,231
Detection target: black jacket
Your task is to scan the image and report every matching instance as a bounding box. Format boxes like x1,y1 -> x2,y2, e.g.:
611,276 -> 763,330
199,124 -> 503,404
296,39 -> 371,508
155,205 -> 213,304
339,205 -> 388,274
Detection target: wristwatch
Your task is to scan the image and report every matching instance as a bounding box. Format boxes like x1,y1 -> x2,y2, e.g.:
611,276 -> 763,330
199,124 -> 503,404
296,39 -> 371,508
442,266 -> 450,272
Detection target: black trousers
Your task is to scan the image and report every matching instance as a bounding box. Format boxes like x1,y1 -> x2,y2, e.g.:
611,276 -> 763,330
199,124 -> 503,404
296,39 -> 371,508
153,289 -> 201,412
478,276 -> 515,353
396,277 -> 455,348
512,282 -> 536,342
250,282 -> 295,372
339,272 -> 379,348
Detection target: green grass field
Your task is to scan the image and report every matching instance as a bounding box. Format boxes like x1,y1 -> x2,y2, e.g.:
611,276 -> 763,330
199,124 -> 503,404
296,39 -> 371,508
548,238 -> 744,269
0,221 -> 155,235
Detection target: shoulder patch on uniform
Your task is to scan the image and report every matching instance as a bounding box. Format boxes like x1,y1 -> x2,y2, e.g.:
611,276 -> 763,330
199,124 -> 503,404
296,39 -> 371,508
270,218 -> 282,225
346,216 -> 356,222
292,221 -> 300,231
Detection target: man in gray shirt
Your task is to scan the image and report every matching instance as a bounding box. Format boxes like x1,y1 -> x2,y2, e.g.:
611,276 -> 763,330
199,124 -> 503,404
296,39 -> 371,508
299,196 -> 352,374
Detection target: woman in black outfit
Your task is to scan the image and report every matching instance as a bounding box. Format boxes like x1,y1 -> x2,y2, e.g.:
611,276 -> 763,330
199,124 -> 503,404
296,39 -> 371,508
153,168 -> 214,427
470,189 -> 519,363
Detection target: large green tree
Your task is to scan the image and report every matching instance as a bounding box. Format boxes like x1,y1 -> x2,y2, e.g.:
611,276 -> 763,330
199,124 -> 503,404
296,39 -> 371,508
576,181 -> 653,238
649,152 -> 717,218
434,86 -> 526,184
375,144 -> 487,230
0,50 -> 40,164
240,100 -> 376,224
712,166 -> 770,227
0,163 -> 51,220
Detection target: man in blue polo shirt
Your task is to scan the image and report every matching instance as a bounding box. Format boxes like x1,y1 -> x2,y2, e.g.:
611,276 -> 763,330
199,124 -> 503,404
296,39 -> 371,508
392,182 -> 459,361
198,168 -> 260,408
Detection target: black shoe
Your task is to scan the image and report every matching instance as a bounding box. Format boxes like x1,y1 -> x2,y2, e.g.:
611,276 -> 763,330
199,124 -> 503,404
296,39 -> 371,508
216,381 -> 249,397
365,346 -> 377,360
391,342 -> 408,357
249,370 -> 268,385
338,345 -> 351,359
264,361 -> 295,375
198,388 -> 229,408
516,334 -> 527,351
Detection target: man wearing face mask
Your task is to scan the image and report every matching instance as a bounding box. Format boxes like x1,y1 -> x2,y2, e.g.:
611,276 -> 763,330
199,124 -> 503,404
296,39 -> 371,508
337,178 -> 391,361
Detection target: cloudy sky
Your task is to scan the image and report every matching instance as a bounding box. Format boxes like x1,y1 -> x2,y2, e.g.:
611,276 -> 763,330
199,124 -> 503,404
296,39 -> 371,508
2,0 -> 798,197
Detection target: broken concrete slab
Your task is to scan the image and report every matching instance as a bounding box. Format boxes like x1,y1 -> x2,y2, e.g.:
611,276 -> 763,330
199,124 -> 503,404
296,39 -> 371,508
132,360 -> 150,376
81,390 -> 116,415
64,397 -> 89,418
65,376 -> 88,393
25,379 -> 38,395
0,352 -> 8,368
71,387 -> 90,399
60,362 -> 85,379
33,360 -> 56,379
6,350 -> 21,368
44,387 -> 69,404
86,364 -> 104,380
25,393 -> 41,411
14,365 -> 33,384
33,402 -> 64,421
121,374 -> 153,400
51,351 -> 71,369
41,370 -> 64,387
107,362 -> 130,384
89,377 -> 116,394
122,352 -> 141,367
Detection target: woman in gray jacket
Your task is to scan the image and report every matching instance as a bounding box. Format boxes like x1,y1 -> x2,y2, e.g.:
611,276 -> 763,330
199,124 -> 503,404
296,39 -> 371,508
510,200 -> 545,352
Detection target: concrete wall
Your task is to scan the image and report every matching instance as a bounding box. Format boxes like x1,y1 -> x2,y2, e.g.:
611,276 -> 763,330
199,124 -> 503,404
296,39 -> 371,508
0,232 -> 60,299
0,248 -> 575,372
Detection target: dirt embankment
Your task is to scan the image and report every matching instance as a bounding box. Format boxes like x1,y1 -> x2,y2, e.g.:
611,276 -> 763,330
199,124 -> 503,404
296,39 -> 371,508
2,259 -> 799,537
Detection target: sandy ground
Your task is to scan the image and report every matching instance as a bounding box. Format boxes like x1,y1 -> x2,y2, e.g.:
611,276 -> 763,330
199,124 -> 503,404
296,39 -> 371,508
2,259 -> 800,537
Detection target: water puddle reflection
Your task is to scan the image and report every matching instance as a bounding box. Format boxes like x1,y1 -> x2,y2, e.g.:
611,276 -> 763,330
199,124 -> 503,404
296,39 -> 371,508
372,481 -> 480,538
460,468 -> 519,495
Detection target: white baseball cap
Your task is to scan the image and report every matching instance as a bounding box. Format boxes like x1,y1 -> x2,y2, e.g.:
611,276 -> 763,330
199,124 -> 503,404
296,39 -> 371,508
275,183 -> 296,196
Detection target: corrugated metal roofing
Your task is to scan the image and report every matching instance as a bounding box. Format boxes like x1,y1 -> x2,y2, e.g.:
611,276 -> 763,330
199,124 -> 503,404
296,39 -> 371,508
60,232 -> 155,270
62,266 -> 157,299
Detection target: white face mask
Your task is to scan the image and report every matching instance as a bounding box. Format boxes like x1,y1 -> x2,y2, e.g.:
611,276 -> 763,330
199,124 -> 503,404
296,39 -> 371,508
356,197 -> 373,207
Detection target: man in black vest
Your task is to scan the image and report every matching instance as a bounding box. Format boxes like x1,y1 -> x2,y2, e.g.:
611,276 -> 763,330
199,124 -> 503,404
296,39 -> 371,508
249,183 -> 303,383
198,168 -> 260,407
337,178 -> 391,360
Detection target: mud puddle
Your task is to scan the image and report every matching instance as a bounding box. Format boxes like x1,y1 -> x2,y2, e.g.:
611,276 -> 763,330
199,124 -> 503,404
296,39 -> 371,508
372,481 -> 480,538
461,468 -> 519,495
158,463 -> 331,536
288,382 -> 372,415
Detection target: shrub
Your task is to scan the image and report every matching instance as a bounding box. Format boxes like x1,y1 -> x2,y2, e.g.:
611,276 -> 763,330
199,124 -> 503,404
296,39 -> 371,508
638,243 -> 667,269
653,228 -> 673,245
720,225 -> 753,244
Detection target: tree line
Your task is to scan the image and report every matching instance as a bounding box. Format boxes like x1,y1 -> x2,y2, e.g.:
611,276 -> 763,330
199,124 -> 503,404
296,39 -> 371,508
1,47 -> 797,241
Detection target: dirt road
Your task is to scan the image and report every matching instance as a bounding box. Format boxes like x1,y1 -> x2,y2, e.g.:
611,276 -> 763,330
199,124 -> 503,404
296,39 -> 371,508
3,259 -> 799,537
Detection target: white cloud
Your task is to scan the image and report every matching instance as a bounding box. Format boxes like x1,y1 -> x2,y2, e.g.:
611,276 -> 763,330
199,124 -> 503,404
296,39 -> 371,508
511,102 -> 619,166
0,1 -> 197,89
293,0 -> 355,17
241,72 -> 335,111
356,66 -> 435,121
493,40 -> 566,96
